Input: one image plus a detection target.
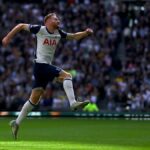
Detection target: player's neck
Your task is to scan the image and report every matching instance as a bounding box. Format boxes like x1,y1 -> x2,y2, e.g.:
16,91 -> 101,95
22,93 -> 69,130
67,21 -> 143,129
46,25 -> 56,33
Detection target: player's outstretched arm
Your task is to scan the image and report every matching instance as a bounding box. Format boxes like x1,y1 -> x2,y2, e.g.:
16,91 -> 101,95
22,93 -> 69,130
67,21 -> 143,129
2,23 -> 29,47
66,28 -> 93,40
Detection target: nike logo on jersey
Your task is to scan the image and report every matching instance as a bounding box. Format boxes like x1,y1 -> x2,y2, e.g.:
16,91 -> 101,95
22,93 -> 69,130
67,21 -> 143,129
43,38 -> 57,46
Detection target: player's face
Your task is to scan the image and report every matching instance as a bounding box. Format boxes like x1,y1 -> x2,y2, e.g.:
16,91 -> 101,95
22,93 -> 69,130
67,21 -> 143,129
48,15 -> 60,28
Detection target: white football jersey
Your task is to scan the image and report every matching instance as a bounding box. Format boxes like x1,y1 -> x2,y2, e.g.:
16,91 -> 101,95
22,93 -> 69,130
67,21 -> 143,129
29,25 -> 67,64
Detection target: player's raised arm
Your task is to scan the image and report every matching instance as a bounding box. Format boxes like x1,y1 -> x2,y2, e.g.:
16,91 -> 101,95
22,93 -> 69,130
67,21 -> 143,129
66,28 -> 93,40
2,23 -> 29,47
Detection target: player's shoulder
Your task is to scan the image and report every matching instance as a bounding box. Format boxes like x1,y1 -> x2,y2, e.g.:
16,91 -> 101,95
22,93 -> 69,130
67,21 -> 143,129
57,28 -> 67,39
40,25 -> 46,29
29,24 -> 42,34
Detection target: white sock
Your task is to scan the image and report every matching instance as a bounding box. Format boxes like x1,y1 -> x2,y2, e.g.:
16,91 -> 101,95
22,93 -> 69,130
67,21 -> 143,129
63,79 -> 76,106
16,100 -> 34,125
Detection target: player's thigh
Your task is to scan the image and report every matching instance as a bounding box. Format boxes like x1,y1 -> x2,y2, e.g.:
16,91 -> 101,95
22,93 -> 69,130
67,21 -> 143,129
29,87 -> 44,105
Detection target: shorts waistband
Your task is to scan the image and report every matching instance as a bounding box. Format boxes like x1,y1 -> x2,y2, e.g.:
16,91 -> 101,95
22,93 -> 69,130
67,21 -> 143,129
33,60 -> 51,65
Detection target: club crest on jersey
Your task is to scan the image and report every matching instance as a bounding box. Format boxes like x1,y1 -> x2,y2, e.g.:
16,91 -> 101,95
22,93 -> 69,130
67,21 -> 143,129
43,38 -> 57,46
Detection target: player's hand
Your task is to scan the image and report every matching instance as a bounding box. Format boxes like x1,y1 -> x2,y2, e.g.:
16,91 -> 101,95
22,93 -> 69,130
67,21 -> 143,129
85,28 -> 93,36
2,37 -> 10,47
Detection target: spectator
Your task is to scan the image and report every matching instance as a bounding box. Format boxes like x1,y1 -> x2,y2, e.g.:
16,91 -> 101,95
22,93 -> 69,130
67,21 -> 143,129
0,0 -> 150,112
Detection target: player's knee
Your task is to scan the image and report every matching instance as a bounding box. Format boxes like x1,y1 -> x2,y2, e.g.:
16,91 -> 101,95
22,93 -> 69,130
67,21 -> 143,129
65,73 -> 72,80
59,71 -> 72,80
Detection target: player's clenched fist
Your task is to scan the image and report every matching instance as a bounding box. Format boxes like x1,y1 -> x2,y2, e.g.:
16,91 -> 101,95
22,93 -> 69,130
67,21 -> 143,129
85,28 -> 93,35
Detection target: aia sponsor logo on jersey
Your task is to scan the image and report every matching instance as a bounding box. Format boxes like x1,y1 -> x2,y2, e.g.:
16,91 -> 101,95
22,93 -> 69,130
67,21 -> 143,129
43,38 -> 57,46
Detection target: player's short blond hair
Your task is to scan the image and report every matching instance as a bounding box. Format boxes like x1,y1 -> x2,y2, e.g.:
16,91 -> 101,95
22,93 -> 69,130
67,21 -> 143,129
44,13 -> 57,23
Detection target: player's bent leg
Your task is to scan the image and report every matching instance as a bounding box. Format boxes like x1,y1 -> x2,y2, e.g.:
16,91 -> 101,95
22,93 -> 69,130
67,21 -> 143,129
9,87 -> 44,140
59,70 -> 90,111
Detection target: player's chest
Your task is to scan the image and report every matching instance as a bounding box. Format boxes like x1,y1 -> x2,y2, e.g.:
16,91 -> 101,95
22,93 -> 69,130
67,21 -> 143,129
39,35 -> 61,46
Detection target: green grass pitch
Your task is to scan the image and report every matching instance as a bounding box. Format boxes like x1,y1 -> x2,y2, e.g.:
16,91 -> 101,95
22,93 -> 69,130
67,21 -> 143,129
0,117 -> 150,150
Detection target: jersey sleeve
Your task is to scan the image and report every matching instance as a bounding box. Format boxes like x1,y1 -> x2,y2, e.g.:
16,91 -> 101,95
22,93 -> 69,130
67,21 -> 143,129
58,29 -> 67,39
29,24 -> 41,34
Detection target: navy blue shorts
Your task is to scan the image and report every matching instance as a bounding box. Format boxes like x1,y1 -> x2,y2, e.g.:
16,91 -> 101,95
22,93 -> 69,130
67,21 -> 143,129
32,62 -> 62,89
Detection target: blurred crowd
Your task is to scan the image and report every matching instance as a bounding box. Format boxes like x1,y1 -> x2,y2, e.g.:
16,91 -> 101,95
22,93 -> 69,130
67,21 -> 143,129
0,0 -> 150,112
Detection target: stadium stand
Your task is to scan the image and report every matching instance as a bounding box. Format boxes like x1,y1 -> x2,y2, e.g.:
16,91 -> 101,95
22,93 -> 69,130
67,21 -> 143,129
0,0 -> 150,112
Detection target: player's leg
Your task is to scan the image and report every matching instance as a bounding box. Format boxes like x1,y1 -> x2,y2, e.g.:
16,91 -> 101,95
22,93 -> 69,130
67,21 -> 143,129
16,87 -> 44,125
58,70 -> 90,110
10,88 -> 44,139
9,62 -> 48,139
